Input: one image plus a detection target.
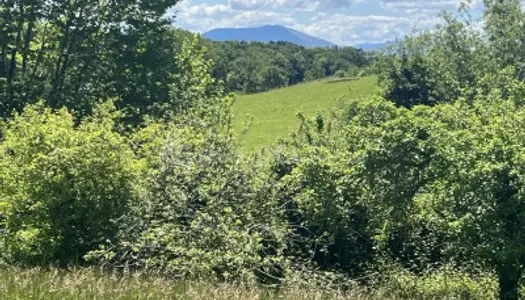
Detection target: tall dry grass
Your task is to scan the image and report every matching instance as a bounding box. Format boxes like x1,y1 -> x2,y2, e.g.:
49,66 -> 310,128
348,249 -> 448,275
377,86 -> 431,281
0,267 -> 388,300
0,267 -> 499,300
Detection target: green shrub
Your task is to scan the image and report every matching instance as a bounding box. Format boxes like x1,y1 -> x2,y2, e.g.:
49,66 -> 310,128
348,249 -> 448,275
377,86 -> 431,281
346,65 -> 360,78
334,70 -> 347,78
0,103 -> 138,265
381,267 -> 497,300
89,123 -> 288,283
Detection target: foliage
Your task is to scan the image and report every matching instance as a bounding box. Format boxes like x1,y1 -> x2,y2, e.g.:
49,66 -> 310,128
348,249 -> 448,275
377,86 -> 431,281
381,266 -> 497,300
334,70 -> 347,78
5,2 -> 525,300
483,0 -> 525,82
0,103 -> 138,265
207,40 -> 369,93
272,144 -> 375,278
265,94 -> 525,299
374,3 -> 525,297
0,1 -> 226,127
377,2 -> 525,109
378,18 -> 488,107
88,122 -> 288,283
0,0 -> 175,118
346,65 -> 361,78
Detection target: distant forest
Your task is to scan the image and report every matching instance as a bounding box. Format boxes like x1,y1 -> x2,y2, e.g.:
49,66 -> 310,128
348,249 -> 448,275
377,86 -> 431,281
175,29 -> 372,93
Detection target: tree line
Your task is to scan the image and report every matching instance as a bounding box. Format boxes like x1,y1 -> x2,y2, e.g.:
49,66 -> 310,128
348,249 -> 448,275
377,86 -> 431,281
206,40 -> 371,93
173,28 -> 373,94
2,1 -> 525,300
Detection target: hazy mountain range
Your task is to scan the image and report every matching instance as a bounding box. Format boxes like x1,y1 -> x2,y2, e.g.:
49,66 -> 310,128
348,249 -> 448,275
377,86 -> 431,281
203,25 -> 391,51
203,25 -> 335,47
353,41 -> 393,51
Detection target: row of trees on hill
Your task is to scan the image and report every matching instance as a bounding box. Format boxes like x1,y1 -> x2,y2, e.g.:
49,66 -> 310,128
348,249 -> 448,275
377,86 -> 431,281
206,40 -> 371,93
171,28 -> 373,94
3,1 -> 525,300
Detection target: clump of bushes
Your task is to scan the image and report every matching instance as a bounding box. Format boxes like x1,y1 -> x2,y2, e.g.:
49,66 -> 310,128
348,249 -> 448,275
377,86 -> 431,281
380,266 -> 497,300
334,70 -> 347,78
0,103 -> 138,265
88,122 -> 289,283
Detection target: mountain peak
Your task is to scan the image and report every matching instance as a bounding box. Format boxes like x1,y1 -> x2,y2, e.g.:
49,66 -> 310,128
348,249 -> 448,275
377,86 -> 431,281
203,25 -> 336,48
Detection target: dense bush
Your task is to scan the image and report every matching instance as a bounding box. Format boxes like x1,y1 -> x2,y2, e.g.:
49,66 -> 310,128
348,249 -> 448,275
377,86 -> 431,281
381,266 -> 497,300
86,121 -> 288,282
265,92 -> 525,299
0,103 -> 138,265
334,70 -> 347,78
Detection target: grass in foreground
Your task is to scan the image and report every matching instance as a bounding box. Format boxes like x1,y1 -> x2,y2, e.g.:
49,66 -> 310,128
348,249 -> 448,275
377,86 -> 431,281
0,267 -> 499,300
233,76 -> 378,151
0,268 -> 386,300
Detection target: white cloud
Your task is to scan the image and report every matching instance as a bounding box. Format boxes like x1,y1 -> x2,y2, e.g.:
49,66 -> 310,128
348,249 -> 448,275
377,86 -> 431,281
380,0 -> 479,11
181,3 -> 231,17
295,13 -> 441,45
227,0 -> 316,10
174,1 -> 295,32
227,0 -> 363,10
172,0 -> 484,45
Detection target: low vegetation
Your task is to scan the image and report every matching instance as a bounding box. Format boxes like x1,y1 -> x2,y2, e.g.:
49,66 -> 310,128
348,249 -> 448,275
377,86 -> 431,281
0,267 -> 498,300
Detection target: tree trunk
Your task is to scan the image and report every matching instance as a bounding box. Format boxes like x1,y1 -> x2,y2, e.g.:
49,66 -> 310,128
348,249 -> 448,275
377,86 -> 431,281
21,6 -> 37,76
498,268 -> 521,300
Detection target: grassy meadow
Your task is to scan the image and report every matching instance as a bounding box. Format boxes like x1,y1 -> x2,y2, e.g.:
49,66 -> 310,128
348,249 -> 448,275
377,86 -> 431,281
0,267 -> 498,300
0,268 -> 386,300
233,76 -> 378,151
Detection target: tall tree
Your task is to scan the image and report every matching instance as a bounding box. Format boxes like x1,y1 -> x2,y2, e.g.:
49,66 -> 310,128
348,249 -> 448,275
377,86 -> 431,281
0,0 -> 183,122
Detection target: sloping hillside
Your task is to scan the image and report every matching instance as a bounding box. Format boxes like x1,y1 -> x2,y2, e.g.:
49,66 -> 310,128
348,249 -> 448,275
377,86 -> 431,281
234,76 -> 378,151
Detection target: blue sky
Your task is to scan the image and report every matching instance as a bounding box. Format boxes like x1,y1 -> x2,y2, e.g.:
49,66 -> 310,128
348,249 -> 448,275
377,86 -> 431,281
170,0 -> 484,45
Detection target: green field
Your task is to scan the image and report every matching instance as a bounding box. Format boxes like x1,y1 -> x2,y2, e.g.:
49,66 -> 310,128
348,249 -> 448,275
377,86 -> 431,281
233,76 -> 378,151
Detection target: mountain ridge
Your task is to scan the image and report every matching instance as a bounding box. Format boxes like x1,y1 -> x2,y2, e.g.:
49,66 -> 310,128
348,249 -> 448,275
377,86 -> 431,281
203,25 -> 336,47
353,41 -> 394,51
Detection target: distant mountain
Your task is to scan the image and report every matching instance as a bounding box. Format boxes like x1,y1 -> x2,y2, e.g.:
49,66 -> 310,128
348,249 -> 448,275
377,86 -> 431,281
203,25 -> 336,48
354,41 -> 394,51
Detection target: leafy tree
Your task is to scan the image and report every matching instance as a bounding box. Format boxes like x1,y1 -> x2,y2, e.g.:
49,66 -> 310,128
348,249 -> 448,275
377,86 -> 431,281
346,65 -> 360,78
377,13 -> 491,108
262,65 -> 289,90
343,97 -> 525,300
289,53 -> 307,84
418,99 -> 525,300
484,0 -> 525,81
271,92 -> 525,300
0,0 -> 185,123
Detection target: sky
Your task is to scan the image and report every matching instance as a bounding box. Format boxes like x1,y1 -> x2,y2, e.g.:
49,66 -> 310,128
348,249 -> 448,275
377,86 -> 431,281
169,0 -> 485,45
